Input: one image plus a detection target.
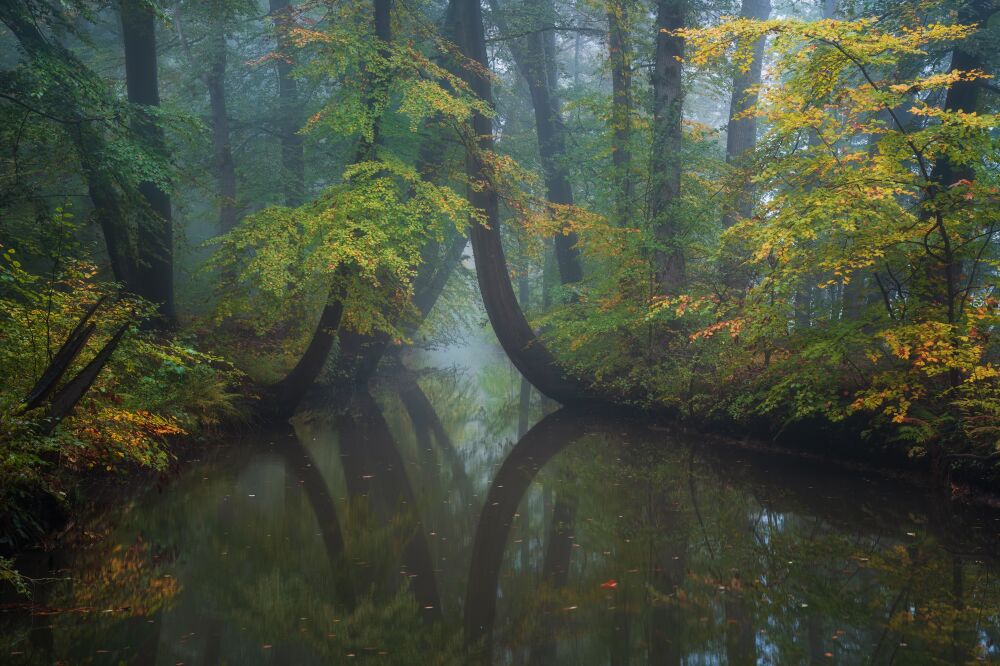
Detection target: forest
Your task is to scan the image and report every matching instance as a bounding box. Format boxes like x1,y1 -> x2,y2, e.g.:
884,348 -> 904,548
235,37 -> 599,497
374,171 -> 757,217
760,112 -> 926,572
1,0 -> 1000,662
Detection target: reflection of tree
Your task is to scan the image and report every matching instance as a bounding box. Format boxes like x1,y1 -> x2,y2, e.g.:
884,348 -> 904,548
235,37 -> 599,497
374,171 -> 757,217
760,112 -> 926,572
273,425 -> 353,604
479,426 -> 1000,665
527,493 -> 576,665
464,408 -> 600,659
7,381 -> 1000,665
339,392 -> 442,620
398,376 -> 474,515
11,529 -> 181,664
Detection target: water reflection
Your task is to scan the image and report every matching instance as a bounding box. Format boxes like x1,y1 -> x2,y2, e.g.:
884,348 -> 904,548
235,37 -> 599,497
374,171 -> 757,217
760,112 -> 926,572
1,355 -> 999,664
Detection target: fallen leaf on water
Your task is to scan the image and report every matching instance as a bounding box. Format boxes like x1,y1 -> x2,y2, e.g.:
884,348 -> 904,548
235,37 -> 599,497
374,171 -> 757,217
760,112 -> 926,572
600,579 -> 618,589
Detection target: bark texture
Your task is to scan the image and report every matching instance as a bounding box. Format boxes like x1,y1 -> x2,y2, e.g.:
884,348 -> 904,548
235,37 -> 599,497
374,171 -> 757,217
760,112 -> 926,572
205,25 -> 238,232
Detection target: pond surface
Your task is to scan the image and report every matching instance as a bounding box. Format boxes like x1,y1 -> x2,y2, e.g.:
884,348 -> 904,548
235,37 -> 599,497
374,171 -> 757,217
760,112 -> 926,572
2,343 -> 1000,664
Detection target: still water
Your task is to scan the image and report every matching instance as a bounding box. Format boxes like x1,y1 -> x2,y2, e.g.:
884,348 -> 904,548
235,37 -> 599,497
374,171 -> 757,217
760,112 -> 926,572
2,343 -> 1000,664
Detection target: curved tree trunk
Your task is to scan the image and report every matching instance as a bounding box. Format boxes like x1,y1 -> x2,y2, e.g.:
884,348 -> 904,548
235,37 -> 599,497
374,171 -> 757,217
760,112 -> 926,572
120,0 -> 175,326
341,392 -> 442,620
263,0 -> 392,417
464,409 -> 596,657
275,426 -> 354,604
452,0 -> 592,405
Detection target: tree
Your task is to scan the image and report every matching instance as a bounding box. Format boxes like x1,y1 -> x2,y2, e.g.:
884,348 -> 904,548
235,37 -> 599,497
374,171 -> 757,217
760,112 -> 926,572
720,0 -> 771,293
0,3 -> 141,293
451,0 -> 593,404
172,0 -> 243,233
607,0 -> 634,227
650,0 -> 686,292
120,0 -> 176,325
264,0 -> 394,415
268,0 -> 306,206
489,0 -> 584,286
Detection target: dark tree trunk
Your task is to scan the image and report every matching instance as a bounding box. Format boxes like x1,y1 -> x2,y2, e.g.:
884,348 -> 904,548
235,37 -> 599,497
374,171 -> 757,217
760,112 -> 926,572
648,498 -> 687,665
265,272 -> 348,416
78,128 -> 142,289
268,0 -> 306,206
275,427 -> 354,603
398,377 -> 474,512
724,580 -> 756,665
649,0 -> 686,292
723,0 -> 769,171
205,26 -> 238,233
452,0 -> 592,405
120,0 -> 175,325
608,0 -> 633,226
720,0 -> 770,292
488,0 -> 583,285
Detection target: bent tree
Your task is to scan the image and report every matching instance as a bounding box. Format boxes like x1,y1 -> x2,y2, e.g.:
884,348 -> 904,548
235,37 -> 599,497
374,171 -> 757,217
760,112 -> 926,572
211,0 -> 479,415
452,0 -> 593,404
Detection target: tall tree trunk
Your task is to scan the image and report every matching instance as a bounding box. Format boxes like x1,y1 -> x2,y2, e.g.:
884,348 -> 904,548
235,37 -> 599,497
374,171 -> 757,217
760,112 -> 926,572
120,0 -> 175,325
174,6 -> 239,233
268,0 -> 306,206
205,26 -> 238,233
649,0 -> 686,292
80,133 -> 142,289
607,0 -> 633,226
793,0 -> 838,330
488,0 -> 583,285
452,0 -> 592,405
720,0 -> 770,292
